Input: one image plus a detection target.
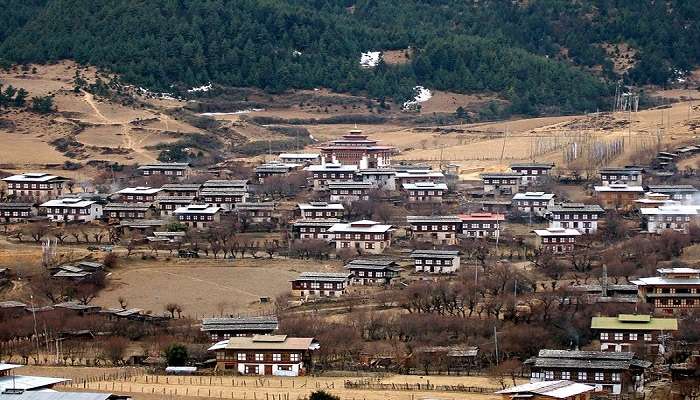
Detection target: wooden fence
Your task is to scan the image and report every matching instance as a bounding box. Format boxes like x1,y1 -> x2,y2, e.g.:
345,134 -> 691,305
343,380 -> 497,393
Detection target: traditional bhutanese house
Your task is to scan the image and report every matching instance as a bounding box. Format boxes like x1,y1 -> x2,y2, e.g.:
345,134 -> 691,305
328,181 -> 373,203
174,204 -> 222,228
50,261 -> 104,281
480,173 -> 521,195
115,186 -> 162,203
103,202 -> 156,220
355,169 -> 397,191
156,196 -> 195,216
512,192 -> 555,216
546,203 -> 604,234
646,185 -> 698,202
53,301 -> 102,315
591,314 -> 678,354
410,249 -> 461,274
406,215 -> 461,245
255,161 -> 302,183
594,184 -> 644,211
234,202 -> 276,223
318,129 -> 396,169
631,268 -> 700,313
0,202 -> 36,223
202,179 -> 249,191
533,228 -> 580,254
525,350 -> 651,395
634,192 -> 674,208
481,200 -> 512,213
0,363 -> 70,392
199,188 -> 248,211
291,272 -> 353,298
329,220 -> 393,254
641,205 -> 700,234
413,346 -> 480,373
208,335 -> 319,376
297,202 -> 344,219
599,166 -> 644,187
305,163 -> 357,191
40,198 -> 103,222
118,219 -> 166,235
137,162 -> 191,178
510,163 -> 555,185
344,258 -> 401,285
402,181 -> 448,203
202,316 -> 279,342
278,153 -> 320,165
291,219 -> 339,241
0,301 -> 28,318
159,183 -> 201,198
1,172 -> 70,201
496,380 -> 594,400
395,169 -> 445,186
459,212 -> 505,238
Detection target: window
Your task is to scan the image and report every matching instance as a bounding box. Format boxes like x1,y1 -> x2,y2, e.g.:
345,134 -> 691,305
614,332 -> 623,340
561,371 -> 570,380
290,353 -> 300,362
629,333 -> 638,341
595,372 -> 604,381
237,353 -> 246,361
578,371 -> 587,381
545,370 -> 554,379
611,373 -> 621,382
644,333 -> 652,341
273,353 -> 281,362
600,332 -> 608,340
255,353 -> 264,361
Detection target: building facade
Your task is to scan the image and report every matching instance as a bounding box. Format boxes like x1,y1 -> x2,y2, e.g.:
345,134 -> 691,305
115,187 -> 162,203
481,173 -> 521,194
328,181 -> 373,203
202,316 -> 279,342
209,335 -> 318,376
459,212 -> 505,238
547,203 -> 604,234
291,272 -> 352,298
2,173 -> 70,201
410,250 -> 461,274
406,215 -> 461,245
291,219 -> 339,241
594,184 -> 645,210
512,192 -> 555,216
297,202 -> 344,219
641,205 -> 699,234
103,203 -> 156,220
0,203 -> 36,223
402,182 -> 448,203
591,314 -> 678,354
599,167 -> 643,186
235,202 -> 276,223
173,204 -> 222,228
137,162 -> 191,178
510,163 -> 555,185
345,258 -> 401,285
632,268 -> 700,313
41,198 -> 103,222
306,163 -> 358,191
534,228 -> 581,254
328,220 -> 393,254
318,129 -> 396,169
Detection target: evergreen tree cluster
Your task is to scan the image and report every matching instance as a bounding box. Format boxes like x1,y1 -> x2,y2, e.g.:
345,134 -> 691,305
0,0 -> 697,115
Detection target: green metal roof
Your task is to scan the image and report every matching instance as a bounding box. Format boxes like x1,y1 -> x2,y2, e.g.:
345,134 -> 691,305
591,314 -> 678,331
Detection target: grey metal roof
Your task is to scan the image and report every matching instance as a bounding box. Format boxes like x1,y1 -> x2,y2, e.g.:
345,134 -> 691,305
235,202 -> 275,210
160,183 -> 201,190
201,316 -> 279,332
548,203 -> 604,213
293,272 -> 352,282
406,215 -> 461,223
0,203 -> 34,209
0,301 -> 27,308
527,350 -> 649,370
156,196 -> 196,203
410,250 -> 459,258
118,219 -> 166,227
647,185 -> 698,193
103,202 -> 153,211
345,258 -> 400,271
292,218 -> 341,227
510,163 -> 554,169
0,375 -> 70,391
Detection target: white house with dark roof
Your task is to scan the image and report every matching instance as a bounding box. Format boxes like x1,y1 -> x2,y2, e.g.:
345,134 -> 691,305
599,166 -> 643,186
255,161 -> 302,183
291,272 -> 353,297
641,205 -> 700,234
103,202 -> 156,220
410,250 -> 461,274
159,183 -> 201,197
344,258 -> 401,285
115,186 -> 162,203
406,215 -> 461,245
646,185 -> 698,202
395,169 -> 445,186
402,181 -> 448,203
510,162 -> 555,185
137,162 -> 191,178
480,172 -> 521,194
533,228 -> 581,254
305,163 -> 357,191
547,203 -> 604,234
234,202 -> 276,223
174,204 -> 221,228
41,198 -> 103,222
512,192 -> 555,216
0,202 -> 36,223
2,172 -> 70,201
291,218 -> 339,241
202,316 -> 279,342
156,196 -> 196,216
199,187 -> 249,210
279,153 -> 320,165
328,220 -> 393,254
297,202 -> 344,219
328,181 -> 373,203
355,168 -> 397,191
631,267 -> 700,312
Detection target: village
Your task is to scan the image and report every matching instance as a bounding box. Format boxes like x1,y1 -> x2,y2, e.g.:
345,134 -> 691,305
0,122 -> 699,400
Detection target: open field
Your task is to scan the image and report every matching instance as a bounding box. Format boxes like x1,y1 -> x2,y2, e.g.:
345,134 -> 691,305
95,257 -> 344,318
59,372 -> 513,400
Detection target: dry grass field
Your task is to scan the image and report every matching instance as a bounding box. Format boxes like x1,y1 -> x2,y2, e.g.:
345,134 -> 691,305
94,257 -> 344,318
59,372 -> 512,400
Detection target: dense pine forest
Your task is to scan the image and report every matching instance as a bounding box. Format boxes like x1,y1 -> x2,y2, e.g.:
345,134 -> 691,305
1,0 -> 699,115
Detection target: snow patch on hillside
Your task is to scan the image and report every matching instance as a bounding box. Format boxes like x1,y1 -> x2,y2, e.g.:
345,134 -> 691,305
188,83 -> 212,93
402,86 -> 432,110
360,51 -> 381,68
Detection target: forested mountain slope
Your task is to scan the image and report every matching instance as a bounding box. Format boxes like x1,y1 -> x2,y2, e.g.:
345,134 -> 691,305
1,0 -> 698,115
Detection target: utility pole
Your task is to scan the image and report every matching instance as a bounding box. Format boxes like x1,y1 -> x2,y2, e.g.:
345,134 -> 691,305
494,325 -> 499,365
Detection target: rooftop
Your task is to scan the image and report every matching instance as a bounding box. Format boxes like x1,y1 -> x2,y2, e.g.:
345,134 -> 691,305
591,314 -> 678,331
495,380 -> 594,399
2,173 -> 67,182
137,162 -> 190,170
548,203 -> 604,213
402,182 -> 448,190
40,198 -> 96,208
406,215 -> 462,223
594,184 -> 645,192
410,249 -> 460,258
293,272 -> 353,282
201,316 -> 279,332
116,187 -> 162,195
534,228 -> 582,237
345,258 -> 400,271
328,220 -> 393,233
459,212 -> 506,221
210,335 -> 319,352
174,204 -> 221,214
298,202 -> 344,210
512,192 -> 555,200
